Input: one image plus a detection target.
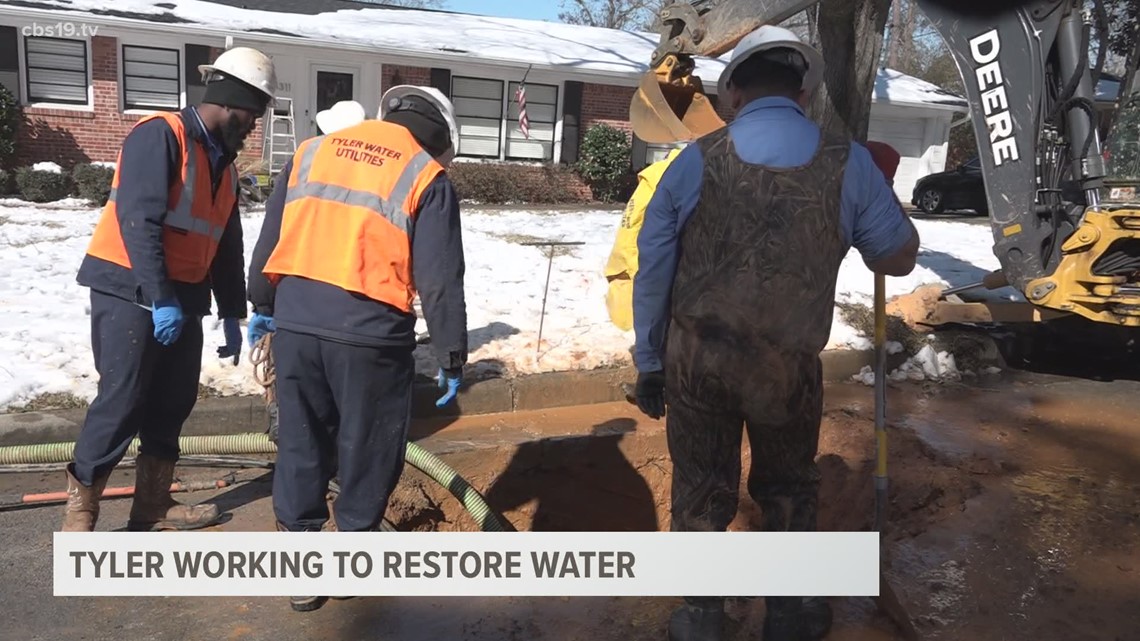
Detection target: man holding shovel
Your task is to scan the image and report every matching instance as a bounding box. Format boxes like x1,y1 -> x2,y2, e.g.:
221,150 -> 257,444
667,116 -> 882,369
630,24 -> 920,641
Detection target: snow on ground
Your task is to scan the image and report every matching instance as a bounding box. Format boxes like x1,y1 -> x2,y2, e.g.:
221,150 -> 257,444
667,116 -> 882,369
31,162 -> 63,174
0,199 -> 996,411
830,216 -> 1016,351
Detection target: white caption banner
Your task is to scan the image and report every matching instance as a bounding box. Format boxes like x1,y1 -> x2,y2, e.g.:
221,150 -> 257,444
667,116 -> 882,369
55,531 -> 880,597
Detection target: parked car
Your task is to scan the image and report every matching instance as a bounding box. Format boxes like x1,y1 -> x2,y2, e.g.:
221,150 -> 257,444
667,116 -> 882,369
911,156 -> 988,215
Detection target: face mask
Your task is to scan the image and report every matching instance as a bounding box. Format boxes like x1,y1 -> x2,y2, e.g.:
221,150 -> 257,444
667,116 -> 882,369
220,110 -> 253,154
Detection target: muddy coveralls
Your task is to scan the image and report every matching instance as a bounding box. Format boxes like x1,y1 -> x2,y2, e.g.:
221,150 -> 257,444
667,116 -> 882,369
669,124 -> 849,638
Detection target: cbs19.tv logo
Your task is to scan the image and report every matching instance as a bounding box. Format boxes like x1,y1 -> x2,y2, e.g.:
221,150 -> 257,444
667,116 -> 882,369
21,22 -> 99,38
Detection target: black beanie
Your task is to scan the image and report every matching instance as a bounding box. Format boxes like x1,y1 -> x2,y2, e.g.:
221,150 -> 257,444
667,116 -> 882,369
382,95 -> 451,157
202,73 -> 270,113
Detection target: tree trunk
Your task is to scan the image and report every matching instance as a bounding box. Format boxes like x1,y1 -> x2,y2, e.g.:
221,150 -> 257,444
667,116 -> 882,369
885,0 -> 902,70
808,0 -> 894,141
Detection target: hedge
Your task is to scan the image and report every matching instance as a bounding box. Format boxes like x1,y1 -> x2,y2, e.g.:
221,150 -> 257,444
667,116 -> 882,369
72,163 -> 115,206
0,84 -> 20,169
447,161 -> 587,204
14,167 -> 72,203
576,123 -> 634,203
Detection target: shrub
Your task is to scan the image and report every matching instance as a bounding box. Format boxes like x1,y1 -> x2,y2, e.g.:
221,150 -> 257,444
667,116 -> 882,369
72,163 -> 115,206
15,166 -> 73,202
0,168 -> 11,196
0,84 -> 21,170
576,124 -> 633,203
447,161 -> 585,204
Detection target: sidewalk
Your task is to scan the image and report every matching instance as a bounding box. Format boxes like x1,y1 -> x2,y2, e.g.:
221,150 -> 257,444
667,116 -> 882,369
0,348 -> 905,447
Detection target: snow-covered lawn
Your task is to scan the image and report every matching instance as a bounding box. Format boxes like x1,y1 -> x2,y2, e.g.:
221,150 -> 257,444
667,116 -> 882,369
0,198 -> 1002,411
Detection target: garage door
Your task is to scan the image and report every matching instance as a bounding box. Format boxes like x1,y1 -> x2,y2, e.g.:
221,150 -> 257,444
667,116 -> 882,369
868,118 -> 927,203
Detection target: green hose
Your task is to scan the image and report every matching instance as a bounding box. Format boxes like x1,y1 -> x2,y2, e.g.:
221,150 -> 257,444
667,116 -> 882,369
0,433 -> 512,532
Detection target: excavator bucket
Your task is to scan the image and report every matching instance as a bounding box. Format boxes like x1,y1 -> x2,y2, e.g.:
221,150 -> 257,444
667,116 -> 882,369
630,54 -> 725,144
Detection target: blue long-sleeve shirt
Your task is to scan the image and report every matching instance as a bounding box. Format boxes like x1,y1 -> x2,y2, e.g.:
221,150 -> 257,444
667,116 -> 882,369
632,96 -> 915,372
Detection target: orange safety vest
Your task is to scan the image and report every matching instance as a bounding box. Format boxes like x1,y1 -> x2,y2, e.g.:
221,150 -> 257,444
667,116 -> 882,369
85,111 -> 238,284
262,120 -> 445,313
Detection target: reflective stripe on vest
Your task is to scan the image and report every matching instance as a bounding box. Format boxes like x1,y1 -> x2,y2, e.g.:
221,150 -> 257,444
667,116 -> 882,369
103,154 -> 233,243
283,134 -> 433,236
84,111 -> 238,285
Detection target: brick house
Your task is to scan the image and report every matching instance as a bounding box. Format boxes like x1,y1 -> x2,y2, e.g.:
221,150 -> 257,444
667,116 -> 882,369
0,0 -> 970,201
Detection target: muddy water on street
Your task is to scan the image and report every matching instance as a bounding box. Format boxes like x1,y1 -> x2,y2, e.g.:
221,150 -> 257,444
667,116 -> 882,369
381,376 -> 1140,641
2,374 -> 1138,641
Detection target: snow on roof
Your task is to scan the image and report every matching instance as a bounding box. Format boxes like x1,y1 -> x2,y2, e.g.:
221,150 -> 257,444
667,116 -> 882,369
7,0 -> 965,108
874,68 -> 967,109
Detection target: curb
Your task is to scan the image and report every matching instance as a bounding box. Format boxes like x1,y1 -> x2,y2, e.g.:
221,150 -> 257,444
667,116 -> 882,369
0,348 -> 896,448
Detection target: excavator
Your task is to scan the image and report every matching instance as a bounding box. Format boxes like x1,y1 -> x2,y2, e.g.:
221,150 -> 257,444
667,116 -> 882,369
630,0 -> 1140,334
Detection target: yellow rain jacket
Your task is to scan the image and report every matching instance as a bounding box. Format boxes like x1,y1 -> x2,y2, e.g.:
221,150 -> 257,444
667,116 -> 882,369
604,147 -> 683,331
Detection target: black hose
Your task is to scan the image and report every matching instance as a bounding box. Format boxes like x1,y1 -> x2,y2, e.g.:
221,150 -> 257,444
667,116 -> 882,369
1058,96 -> 1101,160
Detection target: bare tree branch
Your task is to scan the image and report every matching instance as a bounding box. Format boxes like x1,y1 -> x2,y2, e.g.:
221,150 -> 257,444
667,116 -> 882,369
559,0 -> 659,31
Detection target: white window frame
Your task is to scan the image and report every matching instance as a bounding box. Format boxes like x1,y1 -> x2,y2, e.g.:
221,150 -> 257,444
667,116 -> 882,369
450,69 -> 565,165
452,75 -> 506,160
19,34 -> 93,110
120,42 -> 183,114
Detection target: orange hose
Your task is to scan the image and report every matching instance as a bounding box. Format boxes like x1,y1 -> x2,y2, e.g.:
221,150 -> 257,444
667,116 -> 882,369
11,479 -> 231,506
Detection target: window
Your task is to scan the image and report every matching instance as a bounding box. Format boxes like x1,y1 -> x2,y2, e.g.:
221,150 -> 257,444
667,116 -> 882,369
452,76 -> 503,159
451,75 -> 560,162
122,45 -> 180,111
0,26 -> 18,101
24,36 -> 88,105
645,142 -> 681,165
506,81 -> 557,161
184,44 -> 213,107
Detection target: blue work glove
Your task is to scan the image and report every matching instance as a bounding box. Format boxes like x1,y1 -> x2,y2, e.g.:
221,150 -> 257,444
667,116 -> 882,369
217,318 -> 242,365
435,367 -> 462,408
151,298 -> 184,346
247,313 -> 276,345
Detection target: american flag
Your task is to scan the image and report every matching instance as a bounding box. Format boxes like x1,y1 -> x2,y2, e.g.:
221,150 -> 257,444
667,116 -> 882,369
516,83 -> 530,139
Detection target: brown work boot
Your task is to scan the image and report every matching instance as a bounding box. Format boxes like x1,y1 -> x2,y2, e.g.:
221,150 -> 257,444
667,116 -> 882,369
126,453 -> 220,531
61,464 -> 110,532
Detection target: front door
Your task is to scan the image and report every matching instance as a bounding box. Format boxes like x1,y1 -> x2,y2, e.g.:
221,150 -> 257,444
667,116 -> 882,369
308,64 -> 359,138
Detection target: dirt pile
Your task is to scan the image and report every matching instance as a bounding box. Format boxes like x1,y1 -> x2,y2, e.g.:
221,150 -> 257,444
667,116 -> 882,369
886,284 -> 946,330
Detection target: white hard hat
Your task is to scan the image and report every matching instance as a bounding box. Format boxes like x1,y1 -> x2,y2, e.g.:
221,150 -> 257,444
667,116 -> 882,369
316,100 -> 366,134
379,85 -> 460,153
717,25 -> 824,96
198,46 -> 277,103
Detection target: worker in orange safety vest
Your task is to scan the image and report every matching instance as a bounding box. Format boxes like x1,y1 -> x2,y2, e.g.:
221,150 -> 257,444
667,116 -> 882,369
62,47 -> 276,534
246,85 -> 468,612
